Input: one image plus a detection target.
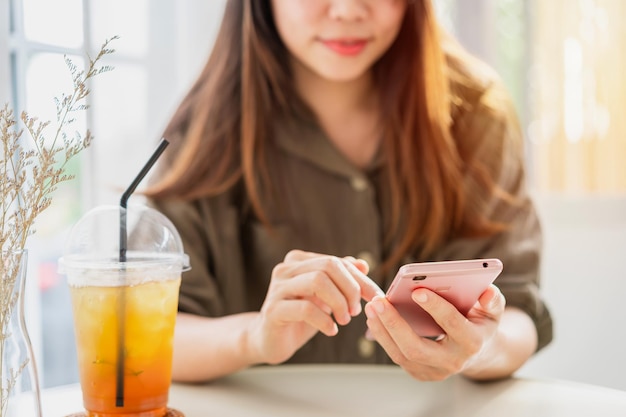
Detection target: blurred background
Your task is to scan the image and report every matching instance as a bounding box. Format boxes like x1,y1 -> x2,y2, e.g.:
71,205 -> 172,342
1,0 -> 625,391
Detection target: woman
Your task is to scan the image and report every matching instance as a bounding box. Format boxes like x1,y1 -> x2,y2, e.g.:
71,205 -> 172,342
148,0 -> 552,383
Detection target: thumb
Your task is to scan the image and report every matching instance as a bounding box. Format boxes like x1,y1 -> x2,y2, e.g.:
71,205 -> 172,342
478,285 -> 505,315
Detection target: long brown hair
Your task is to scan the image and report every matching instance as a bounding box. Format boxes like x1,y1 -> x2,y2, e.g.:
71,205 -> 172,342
148,0 -> 504,270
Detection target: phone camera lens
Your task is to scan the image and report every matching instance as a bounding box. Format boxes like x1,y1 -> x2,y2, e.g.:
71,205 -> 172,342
482,262 -> 488,268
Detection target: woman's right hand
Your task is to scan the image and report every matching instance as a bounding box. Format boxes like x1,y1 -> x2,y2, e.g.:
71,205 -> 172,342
246,249 -> 383,365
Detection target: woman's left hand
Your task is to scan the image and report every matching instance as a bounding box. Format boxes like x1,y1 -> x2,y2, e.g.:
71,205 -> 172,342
364,284 -> 506,381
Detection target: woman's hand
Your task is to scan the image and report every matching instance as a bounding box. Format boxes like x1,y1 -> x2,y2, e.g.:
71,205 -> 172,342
247,249 -> 384,365
364,284 -> 510,381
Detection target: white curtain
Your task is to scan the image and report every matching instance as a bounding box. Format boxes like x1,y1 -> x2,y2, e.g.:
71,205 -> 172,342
529,0 -> 626,193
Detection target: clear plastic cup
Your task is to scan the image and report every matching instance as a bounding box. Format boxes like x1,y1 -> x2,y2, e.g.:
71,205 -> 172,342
59,204 -> 189,417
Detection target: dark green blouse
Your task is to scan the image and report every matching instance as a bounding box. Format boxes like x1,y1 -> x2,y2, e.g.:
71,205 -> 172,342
150,63 -> 553,365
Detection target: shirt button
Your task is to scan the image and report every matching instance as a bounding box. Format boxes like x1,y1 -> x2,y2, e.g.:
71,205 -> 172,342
358,336 -> 375,359
357,251 -> 377,271
350,176 -> 368,191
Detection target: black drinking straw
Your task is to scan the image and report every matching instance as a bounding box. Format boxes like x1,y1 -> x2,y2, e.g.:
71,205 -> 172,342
116,138 -> 169,407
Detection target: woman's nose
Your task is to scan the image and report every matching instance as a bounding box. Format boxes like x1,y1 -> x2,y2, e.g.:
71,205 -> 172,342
328,0 -> 369,22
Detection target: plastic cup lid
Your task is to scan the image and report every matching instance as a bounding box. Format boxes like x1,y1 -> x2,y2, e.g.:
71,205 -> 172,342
58,204 -> 190,275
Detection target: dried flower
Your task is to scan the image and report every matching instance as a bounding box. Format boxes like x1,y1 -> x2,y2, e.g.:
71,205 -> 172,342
0,36 -> 117,416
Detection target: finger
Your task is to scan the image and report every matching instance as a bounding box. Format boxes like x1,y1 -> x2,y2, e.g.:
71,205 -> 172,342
285,250 -> 368,276
280,251 -> 383,310
364,298 -> 406,361
476,285 -> 506,318
277,271 -> 353,325
283,250 -> 382,301
411,288 -> 482,360
283,249 -> 325,263
411,289 -> 472,343
343,256 -> 370,274
368,296 -> 480,380
365,296 -> 436,367
342,258 -> 384,301
268,299 -> 339,337
273,257 -> 360,317
279,256 -> 363,316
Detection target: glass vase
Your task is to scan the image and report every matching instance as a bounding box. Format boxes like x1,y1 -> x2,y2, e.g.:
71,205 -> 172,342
0,250 -> 42,417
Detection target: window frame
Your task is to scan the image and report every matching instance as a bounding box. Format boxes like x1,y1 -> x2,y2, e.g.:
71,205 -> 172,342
1,0 -> 11,104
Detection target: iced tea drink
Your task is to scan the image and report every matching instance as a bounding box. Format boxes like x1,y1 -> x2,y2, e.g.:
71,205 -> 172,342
60,203 -> 189,416
69,273 -> 181,416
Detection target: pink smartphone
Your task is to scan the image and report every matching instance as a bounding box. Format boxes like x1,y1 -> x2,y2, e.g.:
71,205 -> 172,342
385,258 -> 503,338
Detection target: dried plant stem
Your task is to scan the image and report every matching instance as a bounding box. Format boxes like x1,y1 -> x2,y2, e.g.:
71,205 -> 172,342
0,36 -> 117,417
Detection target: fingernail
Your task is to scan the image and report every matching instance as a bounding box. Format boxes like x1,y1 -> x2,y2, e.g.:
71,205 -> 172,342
365,329 -> 374,341
413,291 -> 428,304
340,312 -> 352,325
489,294 -> 500,309
372,297 -> 385,314
351,303 -> 362,316
370,282 -> 385,297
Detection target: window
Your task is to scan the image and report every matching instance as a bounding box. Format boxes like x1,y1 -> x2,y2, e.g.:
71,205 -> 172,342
436,0 -> 530,149
528,0 -> 626,193
0,4 -> 9,105
4,0 -> 225,388
8,0 -> 89,388
439,0 -> 626,194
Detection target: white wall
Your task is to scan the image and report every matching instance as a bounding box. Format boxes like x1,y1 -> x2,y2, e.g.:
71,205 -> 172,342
518,194 -> 626,391
88,0 -> 227,207
147,0 -> 227,146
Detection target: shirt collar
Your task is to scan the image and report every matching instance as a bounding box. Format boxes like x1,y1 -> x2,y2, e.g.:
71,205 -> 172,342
272,114 -> 384,179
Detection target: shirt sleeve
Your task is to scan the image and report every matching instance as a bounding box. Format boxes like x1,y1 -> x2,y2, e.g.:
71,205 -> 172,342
435,80 -> 553,352
148,196 -> 247,317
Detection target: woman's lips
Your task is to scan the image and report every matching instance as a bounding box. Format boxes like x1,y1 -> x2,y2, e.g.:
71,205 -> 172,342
321,39 -> 369,56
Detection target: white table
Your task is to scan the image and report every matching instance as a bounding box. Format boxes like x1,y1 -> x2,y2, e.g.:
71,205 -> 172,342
42,364 -> 626,417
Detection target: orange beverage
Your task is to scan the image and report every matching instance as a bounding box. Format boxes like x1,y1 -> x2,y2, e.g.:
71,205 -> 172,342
60,204 -> 189,416
69,275 -> 181,416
